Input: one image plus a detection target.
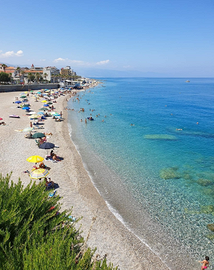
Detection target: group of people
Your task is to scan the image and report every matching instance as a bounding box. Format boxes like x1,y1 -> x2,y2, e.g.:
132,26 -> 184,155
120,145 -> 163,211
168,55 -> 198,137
21,89 -> 65,192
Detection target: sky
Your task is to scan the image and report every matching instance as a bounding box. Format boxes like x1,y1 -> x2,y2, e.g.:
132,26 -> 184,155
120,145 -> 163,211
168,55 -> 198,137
0,0 -> 214,77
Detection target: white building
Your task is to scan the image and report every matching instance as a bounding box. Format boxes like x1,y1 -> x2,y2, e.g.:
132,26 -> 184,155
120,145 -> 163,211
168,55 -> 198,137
43,66 -> 60,82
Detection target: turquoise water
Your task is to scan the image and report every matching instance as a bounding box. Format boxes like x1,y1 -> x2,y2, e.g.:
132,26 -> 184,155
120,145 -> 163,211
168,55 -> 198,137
68,78 -> 214,268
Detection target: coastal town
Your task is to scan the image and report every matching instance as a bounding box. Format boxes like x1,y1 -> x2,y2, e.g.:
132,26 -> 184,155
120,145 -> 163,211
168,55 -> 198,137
0,63 -> 96,89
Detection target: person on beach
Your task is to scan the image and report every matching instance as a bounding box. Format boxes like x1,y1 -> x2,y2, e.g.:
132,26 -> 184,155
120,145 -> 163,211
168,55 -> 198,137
199,256 -> 209,269
39,162 -> 46,169
45,177 -> 54,188
50,150 -> 60,161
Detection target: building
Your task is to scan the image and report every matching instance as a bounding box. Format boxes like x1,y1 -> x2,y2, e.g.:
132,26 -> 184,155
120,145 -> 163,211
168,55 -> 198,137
0,64 -> 19,81
43,66 -> 60,82
60,66 -> 76,77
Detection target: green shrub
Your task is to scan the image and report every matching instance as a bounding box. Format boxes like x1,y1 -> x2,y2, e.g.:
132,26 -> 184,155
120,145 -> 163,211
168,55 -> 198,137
0,174 -> 117,269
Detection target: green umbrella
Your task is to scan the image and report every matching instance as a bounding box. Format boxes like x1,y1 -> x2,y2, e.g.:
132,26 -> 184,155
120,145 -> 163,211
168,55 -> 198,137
32,132 -> 46,138
39,108 -> 48,111
20,95 -> 27,98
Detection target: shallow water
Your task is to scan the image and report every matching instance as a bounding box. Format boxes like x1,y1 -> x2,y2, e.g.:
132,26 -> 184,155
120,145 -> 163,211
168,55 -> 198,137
68,78 -> 214,268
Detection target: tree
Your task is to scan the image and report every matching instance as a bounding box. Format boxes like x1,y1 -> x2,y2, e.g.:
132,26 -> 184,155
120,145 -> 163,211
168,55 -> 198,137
72,75 -> 81,81
16,66 -> 21,76
1,63 -> 7,72
27,72 -> 35,83
21,70 -> 25,83
0,72 -> 10,82
43,72 -> 48,81
35,72 -> 41,83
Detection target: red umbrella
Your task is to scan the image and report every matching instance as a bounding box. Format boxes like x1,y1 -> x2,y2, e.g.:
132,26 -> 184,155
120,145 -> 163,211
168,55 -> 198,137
0,118 -> 3,120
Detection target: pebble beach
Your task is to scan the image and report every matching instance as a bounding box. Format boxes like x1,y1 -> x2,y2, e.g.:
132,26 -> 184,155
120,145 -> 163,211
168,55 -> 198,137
0,88 -> 178,270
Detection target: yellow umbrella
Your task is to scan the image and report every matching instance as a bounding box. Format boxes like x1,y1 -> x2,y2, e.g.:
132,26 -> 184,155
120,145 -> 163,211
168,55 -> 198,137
30,169 -> 49,179
27,155 -> 44,163
42,100 -> 47,103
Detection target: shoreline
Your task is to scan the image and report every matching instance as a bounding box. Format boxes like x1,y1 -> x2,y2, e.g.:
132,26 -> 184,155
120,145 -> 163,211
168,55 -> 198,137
0,88 -> 191,269
65,87 -> 200,270
59,93 -> 170,269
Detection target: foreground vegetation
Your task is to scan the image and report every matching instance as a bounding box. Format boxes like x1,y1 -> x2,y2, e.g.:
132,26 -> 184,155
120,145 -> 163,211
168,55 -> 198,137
0,174 -> 118,270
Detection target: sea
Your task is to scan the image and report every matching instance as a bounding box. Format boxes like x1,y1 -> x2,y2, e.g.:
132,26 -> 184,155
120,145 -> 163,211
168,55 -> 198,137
67,78 -> 214,269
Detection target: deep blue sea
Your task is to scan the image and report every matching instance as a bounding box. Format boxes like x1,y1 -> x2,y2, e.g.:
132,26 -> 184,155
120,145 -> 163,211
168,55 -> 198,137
67,78 -> 214,268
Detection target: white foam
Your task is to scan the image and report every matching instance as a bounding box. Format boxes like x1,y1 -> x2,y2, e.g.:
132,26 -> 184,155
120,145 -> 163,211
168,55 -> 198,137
105,201 -> 172,270
67,121 -> 171,269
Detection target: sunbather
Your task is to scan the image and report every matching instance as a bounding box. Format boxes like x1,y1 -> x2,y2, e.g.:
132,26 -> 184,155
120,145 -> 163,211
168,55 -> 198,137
45,177 -> 55,188
39,162 -> 46,169
45,132 -> 53,136
50,150 -> 61,161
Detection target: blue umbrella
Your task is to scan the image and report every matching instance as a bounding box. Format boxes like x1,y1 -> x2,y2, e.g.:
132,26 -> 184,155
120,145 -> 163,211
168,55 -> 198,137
15,100 -> 22,104
39,142 -> 55,149
37,111 -> 44,115
22,107 -> 30,110
43,104 -> 49,107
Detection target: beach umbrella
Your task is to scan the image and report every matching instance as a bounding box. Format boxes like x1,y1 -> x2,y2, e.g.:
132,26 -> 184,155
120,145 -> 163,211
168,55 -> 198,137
39,142 -> 55,149
23,127 -> 33,132
30,168 -> 49,179
53,113 -> 61,117
22,106 -> 30,110
39,108 -> 48,111
42,100 -> 47,103
37,111 -> 44,115
28,111 -> 36,115
27,155 -> 44,163
43,104 -> 49,107
0,117 -> 3,120
32,133 -> 46,139
23,103 -> 30,106
29,114 -> 38,119
15,100 -> 22,104
20,95 -> 27,98
47,102 -> 53,105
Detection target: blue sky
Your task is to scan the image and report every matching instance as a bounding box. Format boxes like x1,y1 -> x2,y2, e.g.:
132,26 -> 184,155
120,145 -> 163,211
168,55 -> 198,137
0,0 -> 214,77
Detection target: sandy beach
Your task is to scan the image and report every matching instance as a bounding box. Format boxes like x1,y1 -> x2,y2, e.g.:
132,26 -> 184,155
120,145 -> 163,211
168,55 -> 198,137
0,89 -> 172,270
